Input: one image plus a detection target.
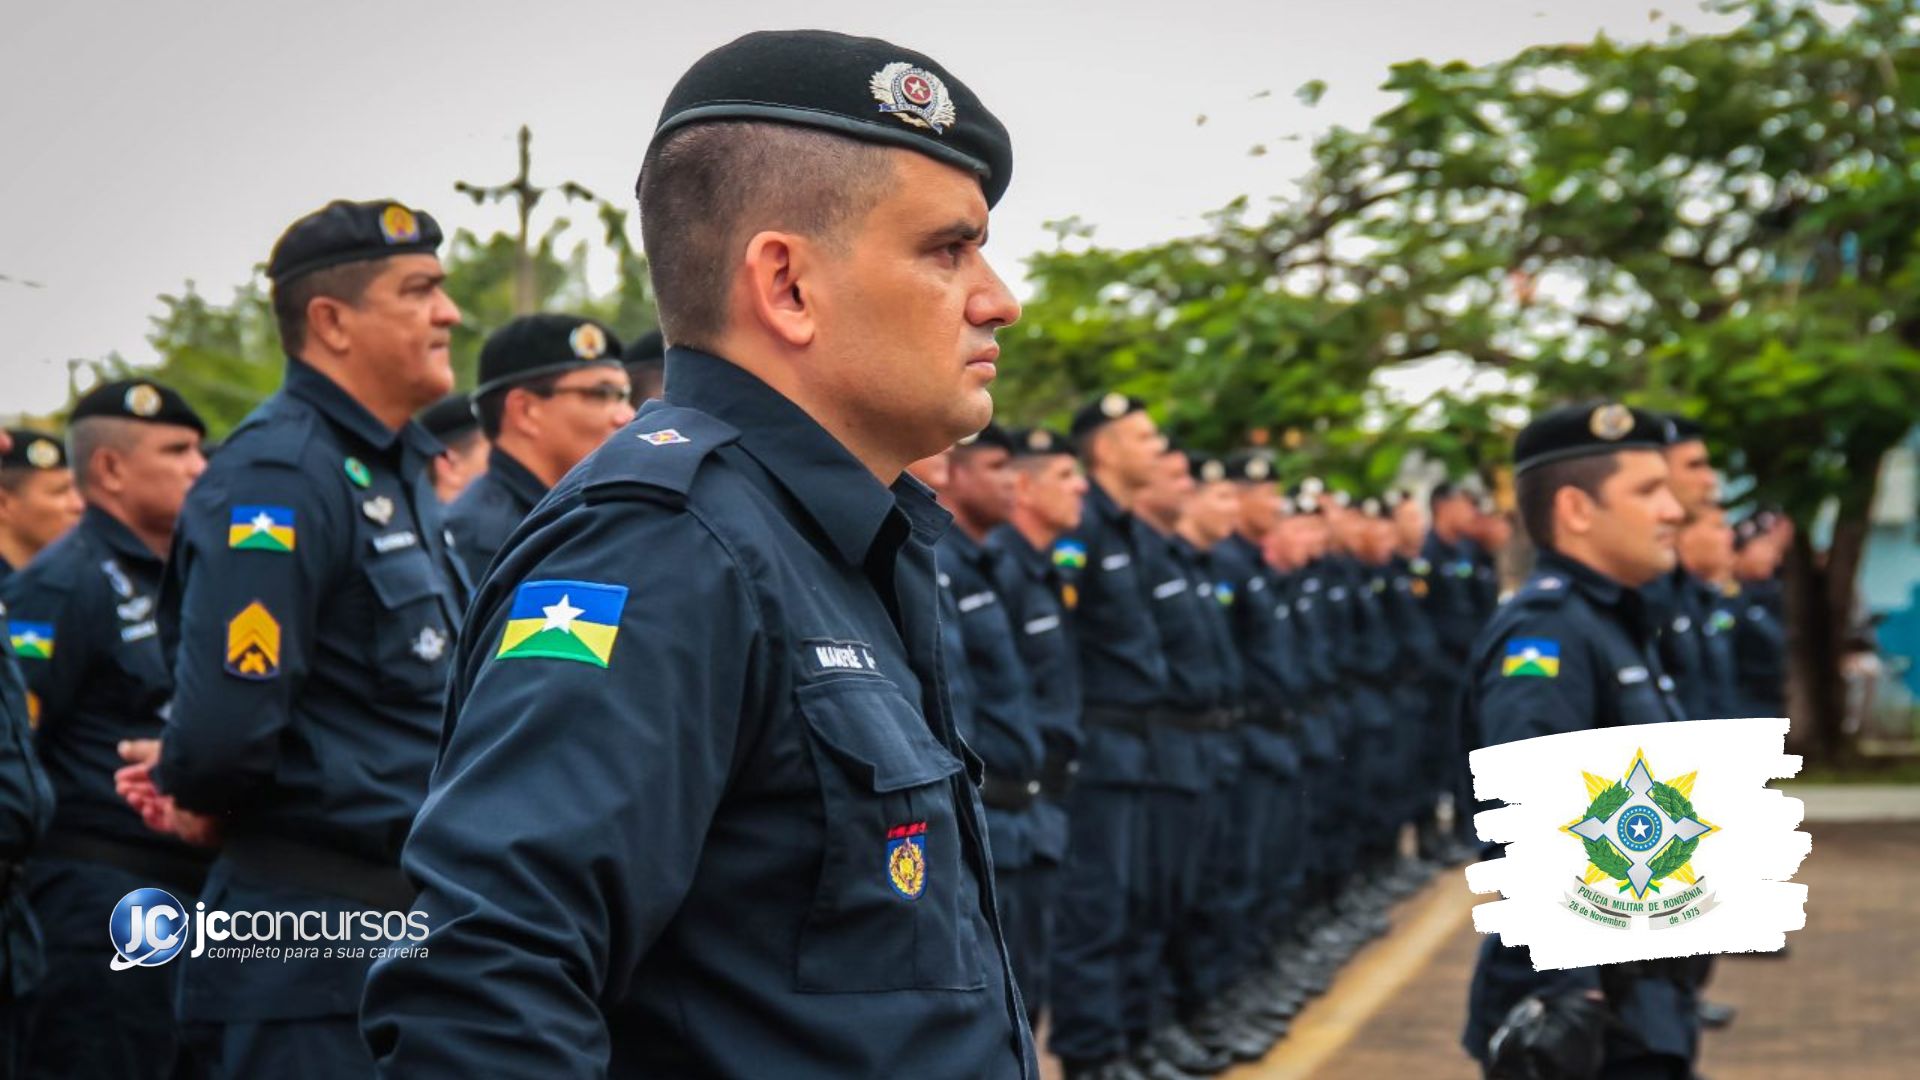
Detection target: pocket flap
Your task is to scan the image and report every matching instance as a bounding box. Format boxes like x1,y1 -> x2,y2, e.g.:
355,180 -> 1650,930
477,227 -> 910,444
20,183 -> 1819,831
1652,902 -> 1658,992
798,680 -> 963,793
365,550 -> 439,609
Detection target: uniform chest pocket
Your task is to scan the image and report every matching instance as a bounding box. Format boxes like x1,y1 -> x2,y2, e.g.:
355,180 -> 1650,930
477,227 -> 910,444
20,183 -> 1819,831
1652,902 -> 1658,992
363,551 -> 454,697
794,678 -> 986,994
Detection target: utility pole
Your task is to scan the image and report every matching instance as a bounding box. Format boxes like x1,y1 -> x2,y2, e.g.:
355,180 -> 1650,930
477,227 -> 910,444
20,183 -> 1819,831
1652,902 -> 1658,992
454,125 -> 599,315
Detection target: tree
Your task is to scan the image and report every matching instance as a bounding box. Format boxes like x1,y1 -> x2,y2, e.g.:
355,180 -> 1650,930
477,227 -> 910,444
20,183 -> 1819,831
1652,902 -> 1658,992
997,0 -> 1920,759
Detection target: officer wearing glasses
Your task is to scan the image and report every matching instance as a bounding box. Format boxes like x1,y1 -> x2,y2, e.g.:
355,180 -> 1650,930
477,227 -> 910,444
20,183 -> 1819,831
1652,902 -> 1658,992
448,315 -> 637,580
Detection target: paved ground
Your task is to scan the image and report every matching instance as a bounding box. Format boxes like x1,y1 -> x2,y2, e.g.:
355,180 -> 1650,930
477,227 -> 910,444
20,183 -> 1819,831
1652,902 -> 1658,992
1302,821 -> 1920,1079
1040,820 -> 1915,1078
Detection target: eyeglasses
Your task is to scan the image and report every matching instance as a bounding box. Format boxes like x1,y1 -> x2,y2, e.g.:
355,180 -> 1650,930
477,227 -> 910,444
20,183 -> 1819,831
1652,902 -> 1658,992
538,384 -> 632,406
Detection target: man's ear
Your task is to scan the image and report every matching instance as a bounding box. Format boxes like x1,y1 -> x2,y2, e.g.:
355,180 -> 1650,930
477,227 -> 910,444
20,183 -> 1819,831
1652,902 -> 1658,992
307,296 -> 353,354
740,231 -> 815,349
1557,484 -> 1596,539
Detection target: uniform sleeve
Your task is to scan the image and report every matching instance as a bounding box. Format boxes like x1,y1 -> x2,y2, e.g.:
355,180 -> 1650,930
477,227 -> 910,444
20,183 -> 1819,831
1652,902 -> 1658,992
0,567 -> 90,732
0,644 -> 53,859
155,463 -> 343,813
1472,605 -> 1599,749
361,498 -> 764,1078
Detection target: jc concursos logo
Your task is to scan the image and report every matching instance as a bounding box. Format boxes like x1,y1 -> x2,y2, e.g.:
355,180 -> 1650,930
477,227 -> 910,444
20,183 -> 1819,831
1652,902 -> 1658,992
109,887 -> 189,970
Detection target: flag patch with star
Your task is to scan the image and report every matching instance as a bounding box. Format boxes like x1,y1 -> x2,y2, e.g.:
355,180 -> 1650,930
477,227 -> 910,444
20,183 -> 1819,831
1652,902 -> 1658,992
495,579 -> 628,668
8,621 -> 53,660
1502,638 -> 1560,678
1052,539 -> 1088,570
228,505 -> 296,552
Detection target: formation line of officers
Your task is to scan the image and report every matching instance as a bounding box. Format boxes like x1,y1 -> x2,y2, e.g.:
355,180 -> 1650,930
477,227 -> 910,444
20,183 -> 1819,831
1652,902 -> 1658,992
0,28 -> 1790,1080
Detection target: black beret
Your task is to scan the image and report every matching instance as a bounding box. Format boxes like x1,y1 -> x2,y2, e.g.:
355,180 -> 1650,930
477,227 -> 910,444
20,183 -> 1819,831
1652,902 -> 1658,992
1069,392 -> 1148,442
70,378 -> 205,436
267,199 -> 444,285
417,393 -> 479,441
653,30 -> 1012,208
474,314 -> 625,397
1664,412 -> 1705,445
1188,453 -> 1229,484
955,422 -> 1015,454
1222,450 -> 1276,484
1514,401 -> 1671,475
624,328 -> 665,364
1,428 -> 67,471
1007,426 -> 1072,458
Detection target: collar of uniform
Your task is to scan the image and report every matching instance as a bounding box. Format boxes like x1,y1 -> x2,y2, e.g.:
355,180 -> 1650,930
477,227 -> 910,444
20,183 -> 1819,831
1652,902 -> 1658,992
81,504 -> 161,568
1086,477 -> 1128,526
989,524 -> 1050,579
662,347 -> 932,566
486,448 -> 549,508
1534,548 -> 1629,609
283,358 -> 443,462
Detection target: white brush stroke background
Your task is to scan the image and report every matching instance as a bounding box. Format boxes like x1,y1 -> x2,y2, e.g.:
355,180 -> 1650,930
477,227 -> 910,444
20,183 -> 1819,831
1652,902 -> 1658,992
1466,717 -> 1810,971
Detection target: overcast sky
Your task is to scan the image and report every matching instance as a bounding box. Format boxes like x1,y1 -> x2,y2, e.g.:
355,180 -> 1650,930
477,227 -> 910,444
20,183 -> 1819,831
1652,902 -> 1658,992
0,0 -> 1737,419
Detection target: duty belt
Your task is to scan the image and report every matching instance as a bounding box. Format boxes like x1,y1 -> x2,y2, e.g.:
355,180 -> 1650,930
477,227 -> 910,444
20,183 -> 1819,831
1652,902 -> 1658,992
1082,706 -> 1154,737
223,832 -> 416,912
1251,706 -> 1298,734
1040,751 -> 1080,798
1160,707 -> 1240,733
37,828 -> 213,893
979,772 -> 1043,812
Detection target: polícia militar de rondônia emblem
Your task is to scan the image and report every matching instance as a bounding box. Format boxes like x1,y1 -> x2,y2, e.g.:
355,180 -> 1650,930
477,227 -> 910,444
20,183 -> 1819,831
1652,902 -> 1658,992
870,62 -> 957,134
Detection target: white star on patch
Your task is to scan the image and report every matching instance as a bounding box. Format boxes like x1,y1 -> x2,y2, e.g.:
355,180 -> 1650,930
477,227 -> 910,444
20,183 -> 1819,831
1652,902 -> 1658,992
250,512 -> 275,534
1631,820 -> 1651,840
542,595 -> 585,633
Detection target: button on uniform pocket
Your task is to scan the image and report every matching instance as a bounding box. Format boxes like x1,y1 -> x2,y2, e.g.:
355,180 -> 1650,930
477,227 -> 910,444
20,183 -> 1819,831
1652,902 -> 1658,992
363,550 -> 454,698
795,678 -> 985,993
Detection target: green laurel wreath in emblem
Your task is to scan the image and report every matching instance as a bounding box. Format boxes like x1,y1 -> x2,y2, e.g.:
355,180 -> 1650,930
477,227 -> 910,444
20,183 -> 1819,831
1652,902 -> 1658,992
1644,780 -> 1702,885
1579,782 -> 1634,881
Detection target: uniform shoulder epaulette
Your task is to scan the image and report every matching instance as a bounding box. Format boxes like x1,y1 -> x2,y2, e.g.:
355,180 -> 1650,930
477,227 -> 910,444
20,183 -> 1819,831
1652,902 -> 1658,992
1511,572 -> 1571,608
221,405 -> 315,470
581,406 -> 741,505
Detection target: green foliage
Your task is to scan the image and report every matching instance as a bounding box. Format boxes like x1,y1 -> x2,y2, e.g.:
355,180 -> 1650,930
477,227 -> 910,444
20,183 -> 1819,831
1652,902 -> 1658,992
1647,835 -> 1701,883
1584,781 -> 1632,824
1649,780 -> 1697,825
1583,836 -> 1633,881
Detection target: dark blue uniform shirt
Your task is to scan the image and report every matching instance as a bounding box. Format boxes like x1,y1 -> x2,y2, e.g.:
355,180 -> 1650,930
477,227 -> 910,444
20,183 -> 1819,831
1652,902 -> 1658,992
1733,584 -> 1787,718
1422,531 -> 1483,664
446,446 -> 547,582
986,525 -> 1081,763
1213,536 -> 1308,776
0,598 -> 55,1000
936,528 -> 1045,784
362,348 -> 1034,1080
2,506 -> 209,864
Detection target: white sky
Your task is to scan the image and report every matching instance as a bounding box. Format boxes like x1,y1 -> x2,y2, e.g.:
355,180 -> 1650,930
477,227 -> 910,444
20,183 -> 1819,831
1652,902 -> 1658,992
0,0 -> 1736,419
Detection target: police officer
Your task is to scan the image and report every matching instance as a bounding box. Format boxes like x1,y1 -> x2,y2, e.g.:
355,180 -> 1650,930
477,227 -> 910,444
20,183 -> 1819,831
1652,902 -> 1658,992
0,430 -> 57,1080
1049,392 -> 1182,1080
360,31 -> 1032,1078
1675,504 -> 1740,720
1369,494 -> 1448,886
2,380 -> 210,1079
112,198 -> 471,1077
417,392 -> 488,504
447,314 -> 635,579
1386,489 -> 1456,863
1732,519 -> 1788,719
928,424 -> 1054,1026
1460,402 -> 1695,1078
1423,481 -> 1490,856
0,431 -> 83,584
988,427 -> 1083,1026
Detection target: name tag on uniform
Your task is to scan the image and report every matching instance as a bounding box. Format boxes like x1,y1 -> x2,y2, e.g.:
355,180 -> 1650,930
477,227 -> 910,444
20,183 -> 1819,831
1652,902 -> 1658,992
1023,614 -> 1061,635
957,591 -> 996,614
1100,553 -> 1131,572
372,531 -> 419,554
803,638 -> 883,678
1152,578 -> 1189,600
120,620 -> 158,644
1617,666 -> 1650,685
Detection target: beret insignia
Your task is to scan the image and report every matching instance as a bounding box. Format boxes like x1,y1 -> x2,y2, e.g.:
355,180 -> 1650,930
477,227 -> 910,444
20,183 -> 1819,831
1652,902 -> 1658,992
870,62 -> 956,135
379,204 -> 421,244
1099,392 -> 1130,419
569,323 -> 608,361
1026,429 -> 1055,453
1590,403 -> 1635,441
25,439 -> 60,469
1200,460 -> 1226,483
124,384 -> 163,418
1246,457 -> 1271,481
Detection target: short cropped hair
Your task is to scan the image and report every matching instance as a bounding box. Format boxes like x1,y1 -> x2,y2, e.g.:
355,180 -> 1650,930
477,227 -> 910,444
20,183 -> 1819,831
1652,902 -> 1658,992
271,259 -> 389,355
637,121 -> 895,348
66,416 -> 145,492
474,373 -> 563,441
1516,454 -> 1620,551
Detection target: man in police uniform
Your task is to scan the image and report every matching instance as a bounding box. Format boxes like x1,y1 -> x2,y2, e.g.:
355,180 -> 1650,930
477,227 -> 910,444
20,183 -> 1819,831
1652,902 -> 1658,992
0,431 -> 57,1080
417,392 -> 488,504
360,31 -> 1032,1078
1423,481 -> 1492,857
1461,402 -> 1694,1079
448,313 -> 635,579
112,198 -> 470,1077
0,430 -> 84,584
2,379 -> 210,1079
